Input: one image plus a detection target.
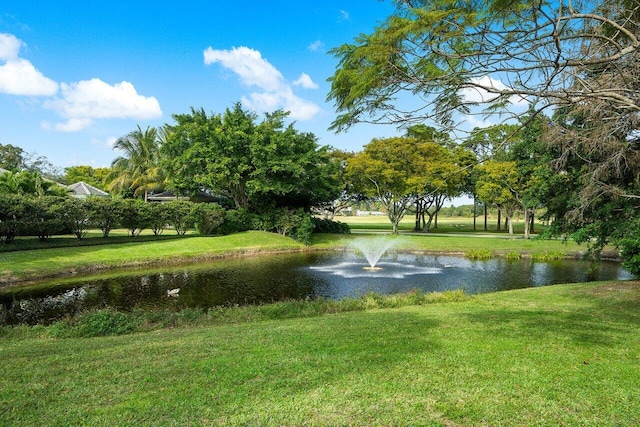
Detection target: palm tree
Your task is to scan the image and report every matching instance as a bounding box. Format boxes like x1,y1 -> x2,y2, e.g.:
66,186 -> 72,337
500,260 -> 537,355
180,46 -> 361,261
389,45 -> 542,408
107,126 -> 166,201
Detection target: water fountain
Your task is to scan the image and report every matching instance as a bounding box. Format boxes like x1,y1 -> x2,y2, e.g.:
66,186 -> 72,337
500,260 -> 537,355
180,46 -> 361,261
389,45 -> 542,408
309,236 -> 443,279
351,236 -> 397,270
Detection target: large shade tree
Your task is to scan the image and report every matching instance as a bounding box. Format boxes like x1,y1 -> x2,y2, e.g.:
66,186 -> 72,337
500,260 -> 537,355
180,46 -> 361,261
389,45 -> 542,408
162,104 -> 341,211
328,0 -> 639,132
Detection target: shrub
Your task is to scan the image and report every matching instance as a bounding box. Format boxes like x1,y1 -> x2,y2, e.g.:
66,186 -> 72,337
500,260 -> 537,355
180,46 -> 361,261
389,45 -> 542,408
504,251 -> 522,261
0,194 -> 28,243
147,203 -> 170,236
120,199 -> 151,237
164,200 -> 196,235
217,208 -> 254,234
464,249 -> 494,260
295,213 -> 315,245
53,197 -> 90,240
22,196 -> 65,241
86,197 -> 124,238
312,217 -> 351,234
531,251 -> 565,261
192,203 -> 225,235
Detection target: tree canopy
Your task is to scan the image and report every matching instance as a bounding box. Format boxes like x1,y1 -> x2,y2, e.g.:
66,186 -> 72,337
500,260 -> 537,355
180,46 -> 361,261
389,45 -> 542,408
328,0 -> 640,132
162,104 -> 341,212
107,126 -> 166,201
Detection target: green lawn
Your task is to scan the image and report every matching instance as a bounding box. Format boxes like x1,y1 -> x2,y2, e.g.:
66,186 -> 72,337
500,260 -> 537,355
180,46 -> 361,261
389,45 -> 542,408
0,231 -> 306,284
2,281 -> 639,426
338,213 -> 549,234
1,230 -> 591,285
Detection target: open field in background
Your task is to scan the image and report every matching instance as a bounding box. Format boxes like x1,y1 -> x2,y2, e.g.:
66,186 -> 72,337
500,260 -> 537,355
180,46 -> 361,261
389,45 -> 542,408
2,281 -> 639,426
337,213 -> 550,235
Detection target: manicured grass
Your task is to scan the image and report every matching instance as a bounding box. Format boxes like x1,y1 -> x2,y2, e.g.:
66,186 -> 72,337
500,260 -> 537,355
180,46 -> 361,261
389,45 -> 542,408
312,233 -> 588,257
0,231 -> 306,283
340,214 -> 550,234
2,281 -> 639,425
1,230 -> 590,285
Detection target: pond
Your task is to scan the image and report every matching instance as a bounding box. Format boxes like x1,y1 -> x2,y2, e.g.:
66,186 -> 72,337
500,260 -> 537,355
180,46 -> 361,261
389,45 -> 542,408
0,250 -> 632,325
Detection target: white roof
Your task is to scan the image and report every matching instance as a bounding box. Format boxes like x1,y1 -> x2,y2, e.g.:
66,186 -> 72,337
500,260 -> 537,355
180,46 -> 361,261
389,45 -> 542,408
67,181 -> 109,198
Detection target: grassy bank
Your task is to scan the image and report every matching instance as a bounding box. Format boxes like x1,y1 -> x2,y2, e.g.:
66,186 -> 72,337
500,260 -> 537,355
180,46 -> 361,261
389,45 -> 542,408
1,229 -> 598,285
0,231 -> 307,284
2,281 -> 639,426
1,230 -> 592,285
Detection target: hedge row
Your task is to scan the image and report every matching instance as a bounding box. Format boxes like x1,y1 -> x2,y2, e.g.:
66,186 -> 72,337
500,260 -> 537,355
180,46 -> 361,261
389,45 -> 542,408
0,195 -> 349,245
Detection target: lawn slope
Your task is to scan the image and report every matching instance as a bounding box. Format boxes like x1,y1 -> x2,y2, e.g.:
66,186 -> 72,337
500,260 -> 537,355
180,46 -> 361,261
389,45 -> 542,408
2,281 -> 639,426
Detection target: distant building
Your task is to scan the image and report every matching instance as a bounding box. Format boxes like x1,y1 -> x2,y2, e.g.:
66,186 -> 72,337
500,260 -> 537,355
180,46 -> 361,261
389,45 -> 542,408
67,181 -> 109,198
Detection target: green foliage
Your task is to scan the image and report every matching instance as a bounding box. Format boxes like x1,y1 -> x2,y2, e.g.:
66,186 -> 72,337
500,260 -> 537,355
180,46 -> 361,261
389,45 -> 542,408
0,170 -> 67,197
295,213 -> 315,246
23,196 -> 65,241
41,289 -> 469,336
191,203 -> 225,235
63,165 -> 111,188
86,197 -> 123,238
50,309 -> 139,338
312,217 -> 351,234
107,125 -> 166,199
162,104 -> 341,212
147,203 -> 169,236
162,200 -> 195,235
52,197 -> 90,240
217,208 -> 255,234
0,194 -> 28,243
531,251 -> 565,261
120,199 -> 151,237
504,251 -> 522,261
464,249 -> 494,260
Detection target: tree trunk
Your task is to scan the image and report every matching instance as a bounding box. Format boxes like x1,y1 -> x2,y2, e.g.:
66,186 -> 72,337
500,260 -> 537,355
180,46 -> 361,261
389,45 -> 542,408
530,211 -> 535,233
484,203 -> 488,231
523,209 -> 531,239
473,197 -> 477,231
497,209 -> 501,231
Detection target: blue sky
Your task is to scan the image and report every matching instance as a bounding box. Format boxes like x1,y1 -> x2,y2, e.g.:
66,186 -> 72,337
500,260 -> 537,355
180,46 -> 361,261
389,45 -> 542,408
0,1 -> 401,169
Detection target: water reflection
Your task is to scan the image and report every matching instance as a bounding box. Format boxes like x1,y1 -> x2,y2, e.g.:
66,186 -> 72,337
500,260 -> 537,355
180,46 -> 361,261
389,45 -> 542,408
0,251 -> 632,325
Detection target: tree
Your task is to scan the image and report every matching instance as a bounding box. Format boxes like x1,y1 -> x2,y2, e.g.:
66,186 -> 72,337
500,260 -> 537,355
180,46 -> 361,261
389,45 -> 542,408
476,160 -> 520,235
86,197 -> 124,238
163,104 -> 341,212
0,170 -> 67,197
63,165 -> 111,189
0,143 -> 26,171
346,137 -> 426,234
328,0 -> 639,132
108,126 -> 166,200
315,149 -> 362,220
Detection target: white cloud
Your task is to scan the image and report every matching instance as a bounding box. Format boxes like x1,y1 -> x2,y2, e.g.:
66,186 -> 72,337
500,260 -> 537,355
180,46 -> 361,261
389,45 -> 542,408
0,33 -> 22,59
44,78 -> 162,132
0,33 -> 58,96
339,10 -> 350,21
293,73 -> 318,89
308,40 -> 323,52
204,46 -> 283,92
204,46 -> 321,121
242,87 -> 320,121
462,76 -> 529,107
